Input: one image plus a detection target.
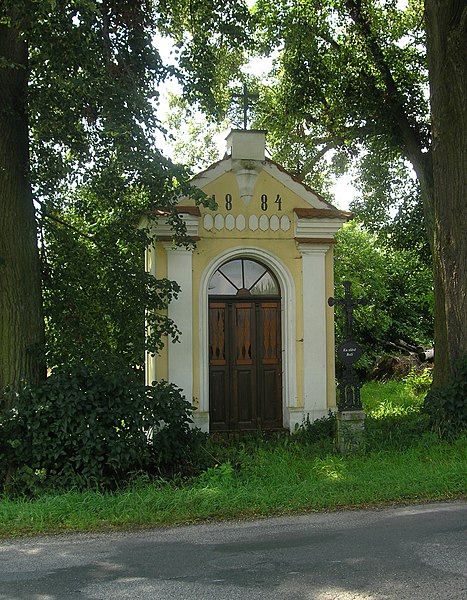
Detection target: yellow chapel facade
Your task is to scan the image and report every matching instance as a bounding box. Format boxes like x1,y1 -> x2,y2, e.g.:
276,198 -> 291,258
144,130 -> 349,432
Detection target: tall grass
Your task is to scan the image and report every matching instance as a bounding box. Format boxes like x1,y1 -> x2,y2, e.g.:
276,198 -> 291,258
361,377 -> 430,451
1,378 -> 465,538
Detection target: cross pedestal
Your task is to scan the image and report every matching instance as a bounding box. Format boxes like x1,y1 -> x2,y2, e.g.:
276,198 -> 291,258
336,410 -> 366,454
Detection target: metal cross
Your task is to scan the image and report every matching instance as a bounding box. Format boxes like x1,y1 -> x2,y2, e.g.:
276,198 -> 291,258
328,280 -> 367,340
232,83 -> 259,130
328,280 -> 368,411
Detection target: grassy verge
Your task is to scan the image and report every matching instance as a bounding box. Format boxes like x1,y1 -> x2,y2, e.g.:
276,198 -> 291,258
1,380 -> 465,537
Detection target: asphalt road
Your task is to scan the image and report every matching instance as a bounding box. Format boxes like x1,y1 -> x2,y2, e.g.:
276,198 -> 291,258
1,501 -> 466,599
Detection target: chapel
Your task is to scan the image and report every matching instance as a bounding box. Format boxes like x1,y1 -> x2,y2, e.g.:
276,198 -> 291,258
144,129 -> 349,432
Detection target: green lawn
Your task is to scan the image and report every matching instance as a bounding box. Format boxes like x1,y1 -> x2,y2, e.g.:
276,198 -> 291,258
1,379 -> 465,538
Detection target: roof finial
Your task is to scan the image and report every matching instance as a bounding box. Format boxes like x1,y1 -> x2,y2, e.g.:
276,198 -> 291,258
232,83 -> 259,130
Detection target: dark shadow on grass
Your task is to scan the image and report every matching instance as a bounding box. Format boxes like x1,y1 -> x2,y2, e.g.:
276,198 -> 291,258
364,412 -> 431,452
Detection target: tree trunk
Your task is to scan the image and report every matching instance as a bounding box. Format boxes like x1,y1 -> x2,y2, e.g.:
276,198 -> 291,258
0,24 -> 45,392
425,0 -> 467,387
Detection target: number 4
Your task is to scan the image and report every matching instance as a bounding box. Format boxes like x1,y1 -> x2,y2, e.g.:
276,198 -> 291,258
275,195 -> 282,211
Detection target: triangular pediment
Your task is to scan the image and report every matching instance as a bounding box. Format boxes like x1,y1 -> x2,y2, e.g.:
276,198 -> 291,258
183,156 -> 338,211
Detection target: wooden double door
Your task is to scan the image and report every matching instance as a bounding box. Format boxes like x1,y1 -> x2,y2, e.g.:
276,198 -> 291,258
209,297 -> 282,431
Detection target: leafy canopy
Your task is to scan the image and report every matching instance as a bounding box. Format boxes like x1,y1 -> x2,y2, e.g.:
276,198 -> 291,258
246,0 -> 431,248
1,0 -> 252,368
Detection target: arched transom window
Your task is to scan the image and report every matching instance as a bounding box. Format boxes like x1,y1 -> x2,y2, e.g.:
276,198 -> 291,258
208,258 -> 279,296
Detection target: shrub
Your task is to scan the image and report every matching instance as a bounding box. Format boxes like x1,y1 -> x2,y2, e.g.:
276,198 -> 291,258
1,365 -> 198,495
404,367 -> 433,396
423,354 -> 467,438
294,411 -> 337,445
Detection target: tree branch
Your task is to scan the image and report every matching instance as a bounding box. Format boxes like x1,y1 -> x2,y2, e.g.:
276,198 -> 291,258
344,0 -> 433,197
36,202 -> 103,247
295,142 -> 337,180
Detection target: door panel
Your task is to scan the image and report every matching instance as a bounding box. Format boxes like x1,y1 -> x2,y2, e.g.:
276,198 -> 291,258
209,298 -> 282,431
209,303 -> 229,430
210,370 -> 228,428
258,302 -> 282,429
233,303 -> 256,429
236,370 -> 255,426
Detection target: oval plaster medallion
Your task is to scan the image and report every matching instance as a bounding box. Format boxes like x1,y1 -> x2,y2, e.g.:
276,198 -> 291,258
270,215 -> 280,231
203,214 -> 214,231
225,214 -> 235,231
236,214 -> 246,231
280,215 -> 291,231
249,215 -> 259,231
214,214 -> 224,230
259,214 -> 269,231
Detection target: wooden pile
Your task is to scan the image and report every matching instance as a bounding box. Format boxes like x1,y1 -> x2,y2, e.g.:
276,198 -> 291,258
371,340 -> 434,381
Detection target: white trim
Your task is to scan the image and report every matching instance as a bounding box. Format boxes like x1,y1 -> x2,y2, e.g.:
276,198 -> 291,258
297,242 -> 331,420
199,247 -> 297,430
144,244 -> 157,386
294,214 -> 347,239
163,244 -> 194,404
151,212 -> 200,238
263,162 -> 329,208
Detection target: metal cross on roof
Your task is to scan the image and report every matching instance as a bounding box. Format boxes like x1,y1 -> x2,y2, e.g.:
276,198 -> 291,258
232,83 -> 259,130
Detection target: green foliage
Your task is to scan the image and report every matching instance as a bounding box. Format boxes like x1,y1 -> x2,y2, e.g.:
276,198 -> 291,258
358,378 -> 430,451
362,376 -> 430,449
40,189 -> 183,369
0,365 -> 198,496
2,432 -> 465,536
351,150 -> 430,258
294,411 -> 337,445
333,222 -> 433,372
27,0 -> 250,371
158,0 -> 253,118
240,0 -> 436,272
163,93 -> 230,172
423,354 -> 467,438
2,380 -> 465,525
364,413 -> 431,452
2,0 -> 251,387
197,462 -> 235,488
404,367 -> 433,396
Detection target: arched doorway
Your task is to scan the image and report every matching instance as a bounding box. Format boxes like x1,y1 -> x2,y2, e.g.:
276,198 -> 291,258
208,258 -> 283,431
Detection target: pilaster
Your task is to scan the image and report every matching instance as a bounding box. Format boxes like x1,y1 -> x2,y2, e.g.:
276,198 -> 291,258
162,243 -> 194,405
145,244 -> 157,386
297,242 -> 330,419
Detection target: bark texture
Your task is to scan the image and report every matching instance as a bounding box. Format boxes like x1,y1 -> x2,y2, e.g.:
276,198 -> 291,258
0,24 -> 45,391
425,0 -> 467,386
